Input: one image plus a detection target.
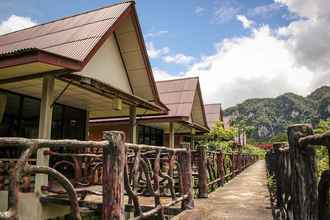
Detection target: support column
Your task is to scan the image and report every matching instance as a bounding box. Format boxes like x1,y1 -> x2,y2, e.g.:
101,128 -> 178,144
169,122 -> 175,148
191,128 -> 196,150
85,111 -> 90,140
129,106 -> 137,144
36,75 -> 54,193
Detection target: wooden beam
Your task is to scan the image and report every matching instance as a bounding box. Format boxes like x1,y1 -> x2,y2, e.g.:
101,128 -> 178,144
129,106 -> 137,144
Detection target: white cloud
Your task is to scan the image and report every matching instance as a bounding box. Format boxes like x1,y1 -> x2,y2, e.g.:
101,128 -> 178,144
146,42 -> 170,59
0,15 -> 36,35
236,15 -> 254,29
181,25 -> 314,108
248,3 -> 283,17
145,30 -> 168,38
213,1 -> 241,24
159,0 -> 330,108
163,53 -> 195,65
275,0 -> 330,88
195,6 -> 206,16
275,0 -> 330,19
153,68 -> 177,81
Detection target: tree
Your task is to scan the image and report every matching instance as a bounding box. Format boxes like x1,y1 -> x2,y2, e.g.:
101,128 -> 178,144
207,121 -> 237,141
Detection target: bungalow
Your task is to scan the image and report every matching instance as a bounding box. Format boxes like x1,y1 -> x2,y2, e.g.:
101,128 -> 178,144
204,103 -> 224,129
90,77 -> 209,148
0,1 -> 167,219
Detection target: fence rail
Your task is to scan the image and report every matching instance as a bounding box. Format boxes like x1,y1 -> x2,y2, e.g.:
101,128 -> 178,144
0,132 -> 258,220
192,146 -> 258,198
266,124 -> 330,220
0,132 -> 193,220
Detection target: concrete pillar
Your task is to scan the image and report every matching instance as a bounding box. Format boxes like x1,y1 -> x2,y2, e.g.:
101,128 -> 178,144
129,106 -> 137,144
36,75 -> 54,193
169,122 -> 175,148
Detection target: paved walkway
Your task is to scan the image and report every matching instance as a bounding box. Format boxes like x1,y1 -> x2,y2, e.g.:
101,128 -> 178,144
173,160 -> 273,220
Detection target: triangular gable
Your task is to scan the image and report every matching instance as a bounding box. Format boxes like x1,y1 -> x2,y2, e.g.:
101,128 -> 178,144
191,82 -> 208,129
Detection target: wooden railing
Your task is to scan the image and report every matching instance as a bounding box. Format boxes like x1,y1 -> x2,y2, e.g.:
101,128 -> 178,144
191,146 -> 258,198
0,131 -> 193,220
266,124 -> 330,220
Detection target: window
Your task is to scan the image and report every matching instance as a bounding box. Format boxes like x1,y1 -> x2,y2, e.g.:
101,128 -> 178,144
62,106 -> 86,140
138,125 -> 164,146
0,90 -> 86,140
51,105 -> 63,139
20,97 -> 40,138
0,92 -> 21,137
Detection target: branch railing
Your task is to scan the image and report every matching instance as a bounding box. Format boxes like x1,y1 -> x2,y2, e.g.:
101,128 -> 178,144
267,124 -> 330,220
191,146 -> 258,198
0,131 -> 193,220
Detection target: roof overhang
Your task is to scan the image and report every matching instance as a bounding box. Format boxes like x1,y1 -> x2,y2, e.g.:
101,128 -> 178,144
0,48 -> 83,71
60,74 -> 167,115
90,115 -> 209,133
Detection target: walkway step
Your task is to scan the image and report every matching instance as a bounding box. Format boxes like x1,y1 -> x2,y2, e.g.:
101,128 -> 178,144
173,160 -> 272,220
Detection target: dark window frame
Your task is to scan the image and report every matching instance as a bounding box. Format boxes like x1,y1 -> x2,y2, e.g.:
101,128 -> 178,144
0,89 -> 86,140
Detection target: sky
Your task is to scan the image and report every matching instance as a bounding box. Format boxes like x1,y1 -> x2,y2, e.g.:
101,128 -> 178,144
0,0 -> 329,108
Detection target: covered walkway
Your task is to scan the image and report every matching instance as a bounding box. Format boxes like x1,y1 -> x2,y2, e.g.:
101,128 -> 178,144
173,160 -> 272,220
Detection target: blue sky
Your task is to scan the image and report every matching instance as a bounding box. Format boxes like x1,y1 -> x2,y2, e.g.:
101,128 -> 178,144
0,0 -> 329,107
0,0 -> 293,74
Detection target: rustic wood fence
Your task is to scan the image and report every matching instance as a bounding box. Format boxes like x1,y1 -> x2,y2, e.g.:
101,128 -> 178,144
0,131 -> 258,220
192,146 -> 258,198
266,124 -> 330,220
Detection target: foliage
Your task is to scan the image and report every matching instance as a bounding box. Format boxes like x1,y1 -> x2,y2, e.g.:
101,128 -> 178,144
268,132 -> 288,143
207,121 -> 238,141
205,140 -> 233,152
314,119 -> 330,178
242,144 -> 266,159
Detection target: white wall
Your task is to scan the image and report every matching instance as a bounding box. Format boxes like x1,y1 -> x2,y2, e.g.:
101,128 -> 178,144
77,34 -> 132,94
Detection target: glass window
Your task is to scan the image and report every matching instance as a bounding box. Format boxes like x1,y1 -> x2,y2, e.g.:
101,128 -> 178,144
0,92 -> 21,137
63,106 -> 86,140
137,125 -> 164,146
20,97 -> 40,138
51,104 -> 63,139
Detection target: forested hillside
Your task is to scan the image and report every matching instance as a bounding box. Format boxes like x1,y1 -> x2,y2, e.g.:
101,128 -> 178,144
224,86 -> 330,142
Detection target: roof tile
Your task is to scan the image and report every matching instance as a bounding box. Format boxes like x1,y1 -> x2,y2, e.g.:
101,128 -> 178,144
0,2 -> 131,61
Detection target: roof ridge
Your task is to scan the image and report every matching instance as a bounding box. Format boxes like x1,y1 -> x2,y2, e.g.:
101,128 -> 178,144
156,76 -> 199,83
0,1 -> 133,38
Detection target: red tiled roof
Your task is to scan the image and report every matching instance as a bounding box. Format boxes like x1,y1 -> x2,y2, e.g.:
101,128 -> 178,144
0,2 -> 132,62
90,77 -> 209,132
156,77 -> 199,118
204,103 -> 222,128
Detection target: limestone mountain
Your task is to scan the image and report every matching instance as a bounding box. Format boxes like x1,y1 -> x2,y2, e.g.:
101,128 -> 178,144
224,86 -> 330,141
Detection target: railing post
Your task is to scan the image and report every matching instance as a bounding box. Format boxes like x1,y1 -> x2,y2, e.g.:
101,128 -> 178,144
197,145 -> 208,198
237,152 -> 242,172
287,124 -> 318,220
230,153 -> 235,178
216,151 -> 225,186
179,143 -> 194,209
102,131 -> 126,220
318,170 -> 330,220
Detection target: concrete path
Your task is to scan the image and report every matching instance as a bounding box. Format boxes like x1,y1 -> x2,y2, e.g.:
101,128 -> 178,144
173,160 -> 273,220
